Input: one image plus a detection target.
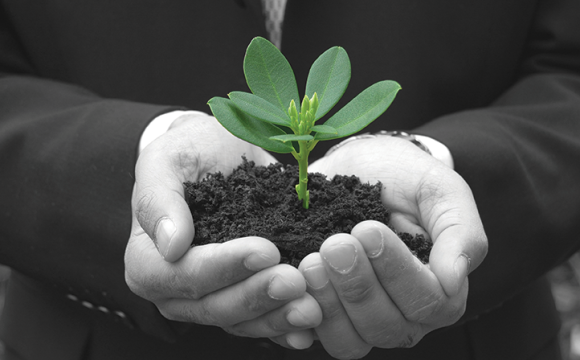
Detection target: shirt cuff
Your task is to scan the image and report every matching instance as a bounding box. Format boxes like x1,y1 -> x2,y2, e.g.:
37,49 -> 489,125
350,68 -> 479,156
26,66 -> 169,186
414,134 -> 455,169
138,110 -> 207,154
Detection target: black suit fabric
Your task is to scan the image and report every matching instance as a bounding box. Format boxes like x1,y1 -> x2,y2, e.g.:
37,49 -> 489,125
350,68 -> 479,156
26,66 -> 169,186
1,0 -> 579,359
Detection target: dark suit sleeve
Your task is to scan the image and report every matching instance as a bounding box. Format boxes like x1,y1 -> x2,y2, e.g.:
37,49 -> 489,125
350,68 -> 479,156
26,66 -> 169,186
415,0 -> 580,321
0,8 -> 181,341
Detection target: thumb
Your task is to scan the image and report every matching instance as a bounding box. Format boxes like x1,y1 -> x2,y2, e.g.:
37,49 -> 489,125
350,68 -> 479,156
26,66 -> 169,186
429,225 -> 480,297
133,142 -> 195,262
427,192 -> 488,297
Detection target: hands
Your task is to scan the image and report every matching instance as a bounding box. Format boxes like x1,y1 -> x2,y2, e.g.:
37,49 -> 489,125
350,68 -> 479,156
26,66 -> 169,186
302,135 -> 488,359
125,113 -> 321,348
125,116 -> 486,357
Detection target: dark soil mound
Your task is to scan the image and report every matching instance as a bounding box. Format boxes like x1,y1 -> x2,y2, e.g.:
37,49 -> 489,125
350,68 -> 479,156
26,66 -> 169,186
185,159 -> 431,267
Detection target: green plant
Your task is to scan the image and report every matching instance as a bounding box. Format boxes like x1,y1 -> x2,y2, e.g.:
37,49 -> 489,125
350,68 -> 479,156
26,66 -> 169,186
208,37 -> 400,209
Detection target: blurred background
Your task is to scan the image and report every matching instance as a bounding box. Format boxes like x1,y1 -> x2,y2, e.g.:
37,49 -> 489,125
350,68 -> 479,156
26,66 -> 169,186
549,253 -> 580,360
0,258 -> 579,359
0,264 -> 9,357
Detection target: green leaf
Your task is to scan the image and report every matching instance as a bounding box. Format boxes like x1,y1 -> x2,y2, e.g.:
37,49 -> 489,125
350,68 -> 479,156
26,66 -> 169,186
316,80 -> 401,141
311,125 -> 337,134
305,46 -> 351,120
244,37 -> 301,114
207,97 -> 294,153
269,134 -> 314,143
228,91 -> 291,127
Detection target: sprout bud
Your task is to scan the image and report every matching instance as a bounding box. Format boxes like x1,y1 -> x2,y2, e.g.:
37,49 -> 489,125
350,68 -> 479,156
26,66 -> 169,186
310,93 -> 319,119
301,95 -> 310,116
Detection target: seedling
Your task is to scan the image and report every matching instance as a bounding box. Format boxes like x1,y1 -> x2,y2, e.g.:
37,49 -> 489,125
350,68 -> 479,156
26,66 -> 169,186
208,37 -> 400,209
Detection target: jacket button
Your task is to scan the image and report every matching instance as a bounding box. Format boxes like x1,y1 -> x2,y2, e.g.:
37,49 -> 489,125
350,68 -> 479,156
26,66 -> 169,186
81,301 -> 95,309
114,310 -> 136,330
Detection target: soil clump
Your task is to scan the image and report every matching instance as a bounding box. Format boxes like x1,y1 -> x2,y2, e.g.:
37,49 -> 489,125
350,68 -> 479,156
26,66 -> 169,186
185,159 -> 431,267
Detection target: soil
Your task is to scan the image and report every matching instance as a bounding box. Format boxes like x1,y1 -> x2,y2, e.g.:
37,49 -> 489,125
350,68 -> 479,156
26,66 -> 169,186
184,159 -> 431,267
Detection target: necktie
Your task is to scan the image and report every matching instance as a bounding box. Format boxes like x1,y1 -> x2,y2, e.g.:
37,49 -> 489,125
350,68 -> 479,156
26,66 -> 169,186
261,0 -> 287,49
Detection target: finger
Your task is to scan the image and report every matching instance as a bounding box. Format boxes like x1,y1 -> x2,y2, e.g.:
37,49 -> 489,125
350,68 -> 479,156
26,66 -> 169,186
159,264 -> 306,325
415,170 -> 488,297
125,236 -> 280,302
429,221 -> 485,297
351,221 -> 465,327
298,253 -> 373,359
388,212 -> 429,239
270,329 -> 316,350
319,234 -> 424,349
133,114 -> 278,262
133,140 -> 196,262
224,293 -> 322,338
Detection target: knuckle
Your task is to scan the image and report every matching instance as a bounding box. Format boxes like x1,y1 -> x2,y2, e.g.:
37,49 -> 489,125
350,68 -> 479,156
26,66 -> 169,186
337,276 -> 374,304
155,296 -> 217,325
221,326 -> 237,336
195,299 -> 219,325
365,322 -> 423,349
403,294 -> 443,322
168,269 -> 202,300
124,272 -> 143,297
265,311 -> 286,333
158,306 -> 177,321
442,300 -> 466,324
222,325 -> 251,338
363,321 -> 404,348
174,300 -> 215,325
318,297 -> 345,321
134,188 -> 157,226
158,307 -> 181,322
396,330 -> 423,348
203,245 -> 240,285
124,269 -> 159,302
239,288 -> 267,314
475,234 -> 489,259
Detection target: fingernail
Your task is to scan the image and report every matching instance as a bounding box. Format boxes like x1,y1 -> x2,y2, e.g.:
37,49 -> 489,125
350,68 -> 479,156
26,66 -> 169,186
155,218 -> 176,259
303,265 -> 329,290
302,265 -> 328,290
286,332 -> 311,350
454,254 -> 471,282
322,243 -> 357,274
268,276 -> 298,300
244,253 -> 277,271
287,309 -> 311,327
357,226 -> 384,258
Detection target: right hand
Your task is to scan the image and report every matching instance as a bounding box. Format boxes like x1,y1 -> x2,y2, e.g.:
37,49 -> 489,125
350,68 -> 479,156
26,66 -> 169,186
125,113 -> 322,348
303,135 -> 487,358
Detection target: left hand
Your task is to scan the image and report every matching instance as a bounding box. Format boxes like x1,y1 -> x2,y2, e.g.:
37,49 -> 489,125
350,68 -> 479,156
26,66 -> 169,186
299,136 -> 487,359
126,114 -> 321,348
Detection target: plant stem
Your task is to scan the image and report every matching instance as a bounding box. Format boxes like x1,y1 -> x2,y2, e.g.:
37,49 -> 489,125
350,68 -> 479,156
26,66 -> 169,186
295,141 -> 311,209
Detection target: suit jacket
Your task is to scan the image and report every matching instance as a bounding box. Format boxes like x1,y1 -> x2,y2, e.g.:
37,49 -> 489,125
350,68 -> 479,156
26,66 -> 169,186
1,0 -> 579,359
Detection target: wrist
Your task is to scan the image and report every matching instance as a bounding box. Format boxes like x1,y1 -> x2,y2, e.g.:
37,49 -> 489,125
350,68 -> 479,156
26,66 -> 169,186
324,131 -> 454,169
